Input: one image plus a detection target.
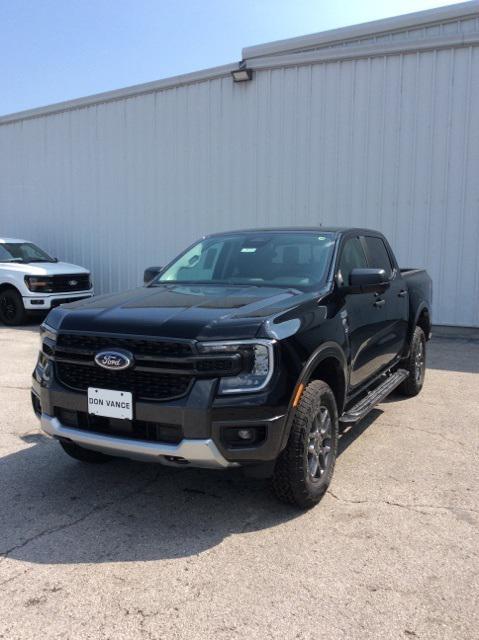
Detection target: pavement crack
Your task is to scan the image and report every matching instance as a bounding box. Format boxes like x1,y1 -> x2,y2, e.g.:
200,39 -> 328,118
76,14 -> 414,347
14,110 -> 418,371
398,424 -> 465,446
0,568 -> 33,588
0,385 -> 30,390
0,470 -> 162,561
327,490 -> 479,516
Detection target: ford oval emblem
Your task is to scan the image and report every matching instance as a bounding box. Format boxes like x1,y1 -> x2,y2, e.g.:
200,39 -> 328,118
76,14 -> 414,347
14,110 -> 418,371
68,279 -> 78,286
94,349 -> 134,371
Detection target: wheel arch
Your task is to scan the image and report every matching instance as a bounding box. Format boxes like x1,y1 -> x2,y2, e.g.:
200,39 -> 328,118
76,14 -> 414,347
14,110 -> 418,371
415,305 -> 431,341
280,342 -> 347,451
0,282 -> 22,295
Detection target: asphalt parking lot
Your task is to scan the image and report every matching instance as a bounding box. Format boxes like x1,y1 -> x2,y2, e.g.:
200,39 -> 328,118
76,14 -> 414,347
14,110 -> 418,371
0,324 -> 478,640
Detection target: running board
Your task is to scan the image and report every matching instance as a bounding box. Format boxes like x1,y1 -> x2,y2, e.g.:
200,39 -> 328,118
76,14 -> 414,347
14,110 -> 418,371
339,369 -> 409,424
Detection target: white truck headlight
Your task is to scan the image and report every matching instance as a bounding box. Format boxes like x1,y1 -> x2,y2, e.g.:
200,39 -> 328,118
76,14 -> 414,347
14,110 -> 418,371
197,340 -> 275,394
25,275 -> 55,292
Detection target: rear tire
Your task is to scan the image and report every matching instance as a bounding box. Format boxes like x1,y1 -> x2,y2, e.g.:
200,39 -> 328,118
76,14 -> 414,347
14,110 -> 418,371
399,326 -> 426,397
59,440 -> 115,463
272,380 -> 338,509
0,288 -> 27,326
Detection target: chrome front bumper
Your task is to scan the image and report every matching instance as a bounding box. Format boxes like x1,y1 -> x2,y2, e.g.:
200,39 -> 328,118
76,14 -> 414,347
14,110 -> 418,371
40,414 -> 238,469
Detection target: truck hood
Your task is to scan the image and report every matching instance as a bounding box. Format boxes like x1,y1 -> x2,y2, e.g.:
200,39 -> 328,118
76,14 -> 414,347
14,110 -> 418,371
0,261 -> 89,276
48,284 -> 313,340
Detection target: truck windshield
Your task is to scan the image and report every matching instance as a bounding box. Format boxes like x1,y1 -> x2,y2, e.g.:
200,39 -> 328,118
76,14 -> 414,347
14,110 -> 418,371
155,232 -> 336,288
0,243 -> 55,263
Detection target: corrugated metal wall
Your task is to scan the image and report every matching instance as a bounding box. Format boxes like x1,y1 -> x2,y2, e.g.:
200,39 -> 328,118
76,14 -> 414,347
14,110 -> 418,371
1,21 -> 479,326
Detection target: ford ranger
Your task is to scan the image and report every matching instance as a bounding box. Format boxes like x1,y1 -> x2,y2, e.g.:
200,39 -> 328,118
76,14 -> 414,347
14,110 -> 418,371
32,228 -> 432,508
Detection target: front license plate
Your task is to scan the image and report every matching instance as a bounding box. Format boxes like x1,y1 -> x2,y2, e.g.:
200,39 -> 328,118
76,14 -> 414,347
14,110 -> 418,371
87,387 -> 133,420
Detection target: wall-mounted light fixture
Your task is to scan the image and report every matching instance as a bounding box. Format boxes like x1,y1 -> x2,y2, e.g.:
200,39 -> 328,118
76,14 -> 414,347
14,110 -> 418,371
231,61 -> 253,83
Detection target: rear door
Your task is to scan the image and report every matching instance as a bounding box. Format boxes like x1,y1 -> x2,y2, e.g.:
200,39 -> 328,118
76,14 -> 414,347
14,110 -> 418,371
362,235 -> 408,369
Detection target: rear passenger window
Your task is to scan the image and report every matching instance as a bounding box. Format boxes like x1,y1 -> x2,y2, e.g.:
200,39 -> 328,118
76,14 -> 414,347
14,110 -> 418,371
338,237 -> 368,285
364,237 -> 393,277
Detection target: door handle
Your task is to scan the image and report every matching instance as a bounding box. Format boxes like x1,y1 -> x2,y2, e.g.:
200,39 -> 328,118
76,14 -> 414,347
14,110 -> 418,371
398,290 -> 407,298
373,299 -> 386,308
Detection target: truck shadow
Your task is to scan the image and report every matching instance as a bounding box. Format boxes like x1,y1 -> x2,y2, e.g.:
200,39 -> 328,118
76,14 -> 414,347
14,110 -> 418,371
0,316 -> 45,331
337,408 -> 382,455
1,410 -> 381,566
0,433 -> 297,566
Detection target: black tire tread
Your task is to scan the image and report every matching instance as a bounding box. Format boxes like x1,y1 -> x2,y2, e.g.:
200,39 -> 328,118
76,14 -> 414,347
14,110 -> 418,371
0,288 -> 27,326
272,380 -> 338,509
399,326 -> 426,397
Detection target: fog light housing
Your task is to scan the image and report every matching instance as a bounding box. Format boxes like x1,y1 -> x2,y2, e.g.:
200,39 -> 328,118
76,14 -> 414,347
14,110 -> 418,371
238,429 -> 253,440
221,425 -> 266,448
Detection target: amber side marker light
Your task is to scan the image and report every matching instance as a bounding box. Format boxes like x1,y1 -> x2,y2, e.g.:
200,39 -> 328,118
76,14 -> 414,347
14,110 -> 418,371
292,383 -> 305,408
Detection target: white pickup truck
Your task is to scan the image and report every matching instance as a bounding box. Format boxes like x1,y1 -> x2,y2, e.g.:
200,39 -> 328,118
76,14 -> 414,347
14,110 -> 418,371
0,237 -> 93,325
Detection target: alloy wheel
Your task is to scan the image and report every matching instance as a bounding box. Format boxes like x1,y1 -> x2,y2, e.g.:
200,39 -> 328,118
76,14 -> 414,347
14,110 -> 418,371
307,406 -> 333,481
0,295 -> 16,322
415,340 -> 425,384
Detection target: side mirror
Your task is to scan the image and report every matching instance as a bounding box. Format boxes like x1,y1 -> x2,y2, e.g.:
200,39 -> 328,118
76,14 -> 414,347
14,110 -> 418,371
348,268 -> 389,293
144,266 -> 163,285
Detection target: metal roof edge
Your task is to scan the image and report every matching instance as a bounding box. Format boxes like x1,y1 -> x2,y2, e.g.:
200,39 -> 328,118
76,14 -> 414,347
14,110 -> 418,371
242,1 -> 479,59
0,62 -> 238,126
247,31 -> 479,71
2,1 -> 478,126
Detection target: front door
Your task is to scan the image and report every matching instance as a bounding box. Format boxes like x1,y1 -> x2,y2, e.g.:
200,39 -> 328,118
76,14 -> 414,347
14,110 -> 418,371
337,236 -> 388,389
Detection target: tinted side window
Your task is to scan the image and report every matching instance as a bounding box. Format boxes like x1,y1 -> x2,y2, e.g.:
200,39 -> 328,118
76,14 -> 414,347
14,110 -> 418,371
338,237 -> 368,285
364,237 -> 393,277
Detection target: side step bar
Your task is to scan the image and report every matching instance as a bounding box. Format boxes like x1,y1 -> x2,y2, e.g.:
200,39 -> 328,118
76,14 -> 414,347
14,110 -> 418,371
339,369 -> 409,424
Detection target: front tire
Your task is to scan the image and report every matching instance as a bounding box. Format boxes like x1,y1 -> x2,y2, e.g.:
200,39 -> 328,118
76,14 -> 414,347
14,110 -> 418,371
399,326 -> 426,397
272,380 -> 338,509
59,440 -> 115,463
0,288 -> 27,326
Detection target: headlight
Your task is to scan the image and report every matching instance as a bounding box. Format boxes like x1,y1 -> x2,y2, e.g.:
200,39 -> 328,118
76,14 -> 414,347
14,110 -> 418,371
25,276 -> 54,292
197,340 -> 275,394
40,322 -> 58,340
39,322 -> 57,356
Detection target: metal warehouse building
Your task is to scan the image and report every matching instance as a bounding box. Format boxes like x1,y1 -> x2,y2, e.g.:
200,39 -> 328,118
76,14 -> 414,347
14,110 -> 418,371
1,1 -> 479,326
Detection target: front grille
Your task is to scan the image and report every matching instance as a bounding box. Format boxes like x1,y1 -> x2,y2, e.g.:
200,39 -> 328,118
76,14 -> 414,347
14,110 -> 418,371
196,358 -> 235,372
55,408 -> 182,444
52,333 -> 241,401
56,333 -> 192,358
56,362 -> 192,401
50,274 -> 91,292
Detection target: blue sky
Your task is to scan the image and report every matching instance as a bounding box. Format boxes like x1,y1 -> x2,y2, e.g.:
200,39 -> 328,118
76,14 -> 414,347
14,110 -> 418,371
0,0 -> 466,115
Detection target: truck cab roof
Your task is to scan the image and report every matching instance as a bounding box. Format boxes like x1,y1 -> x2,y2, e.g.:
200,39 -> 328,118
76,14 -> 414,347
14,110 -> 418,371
0,237 -> 28,244
205,227 -> 383,238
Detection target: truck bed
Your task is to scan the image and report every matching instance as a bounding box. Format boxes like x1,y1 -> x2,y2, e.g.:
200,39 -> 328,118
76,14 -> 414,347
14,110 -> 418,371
400,268 -> 433,335
400,268 -> 427,277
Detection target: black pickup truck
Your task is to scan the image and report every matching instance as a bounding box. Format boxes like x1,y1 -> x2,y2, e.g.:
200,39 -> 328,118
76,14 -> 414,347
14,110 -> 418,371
32,228 -> 432,508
